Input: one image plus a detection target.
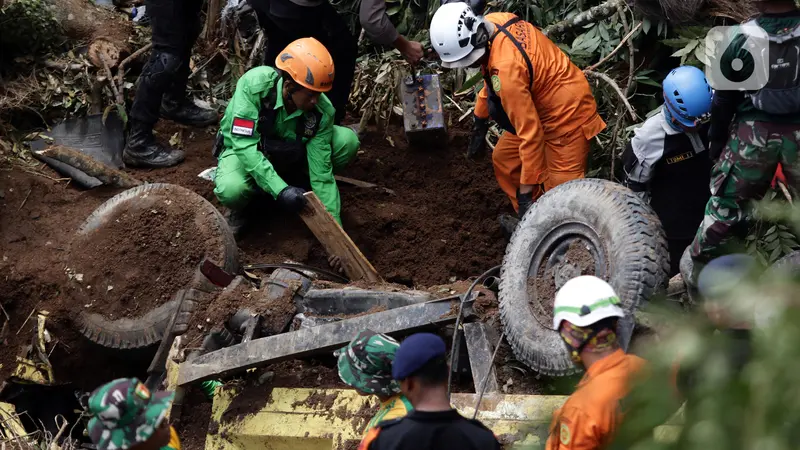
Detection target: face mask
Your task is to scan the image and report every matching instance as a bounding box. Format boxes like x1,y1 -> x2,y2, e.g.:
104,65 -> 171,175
558,321 -> 618,364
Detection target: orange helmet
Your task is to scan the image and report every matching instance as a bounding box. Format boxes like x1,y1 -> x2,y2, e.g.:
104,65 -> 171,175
275,38 -> 335,93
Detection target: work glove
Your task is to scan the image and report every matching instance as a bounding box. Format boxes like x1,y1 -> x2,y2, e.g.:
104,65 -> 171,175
277,186 -> 307,213
468,116 -> 489,159
517,188 -> 535,219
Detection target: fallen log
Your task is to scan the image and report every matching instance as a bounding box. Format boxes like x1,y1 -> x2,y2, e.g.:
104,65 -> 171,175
36,146 -> 142,188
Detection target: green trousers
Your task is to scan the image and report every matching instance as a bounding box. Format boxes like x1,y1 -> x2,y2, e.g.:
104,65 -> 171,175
214,125 -> 359,209
689,121 -> 800,264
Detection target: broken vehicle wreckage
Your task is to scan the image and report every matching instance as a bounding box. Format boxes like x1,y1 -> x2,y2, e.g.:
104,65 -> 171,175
0,170 -> 684,448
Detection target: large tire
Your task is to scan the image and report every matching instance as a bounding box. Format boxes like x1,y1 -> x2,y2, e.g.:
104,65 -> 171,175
73,183 -> 238,349
499,179 -> 670,376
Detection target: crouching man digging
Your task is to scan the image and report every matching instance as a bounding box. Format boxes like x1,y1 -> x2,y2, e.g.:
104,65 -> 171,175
213,38 -> 360,236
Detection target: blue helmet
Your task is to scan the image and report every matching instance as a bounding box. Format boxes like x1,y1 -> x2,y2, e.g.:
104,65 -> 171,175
662,66 -> 713,129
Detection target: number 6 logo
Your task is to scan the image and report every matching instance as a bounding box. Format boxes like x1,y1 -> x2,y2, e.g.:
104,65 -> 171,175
705,25 -> 770,91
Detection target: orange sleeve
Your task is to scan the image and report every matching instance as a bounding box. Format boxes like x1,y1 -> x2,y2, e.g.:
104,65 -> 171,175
475,83 -> 490,120
544,408 -> 600,450
358,427 -> 381,450
495,59 -> 546,186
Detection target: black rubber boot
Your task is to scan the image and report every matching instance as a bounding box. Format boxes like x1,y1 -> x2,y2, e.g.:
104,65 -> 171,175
160,95 -> 218,127
123,120 -> 185,168
499,214 -> 520,240
225,208 -> 249,238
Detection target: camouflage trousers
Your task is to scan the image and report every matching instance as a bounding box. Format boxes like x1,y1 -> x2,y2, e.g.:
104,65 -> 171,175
690,121 -> 800,263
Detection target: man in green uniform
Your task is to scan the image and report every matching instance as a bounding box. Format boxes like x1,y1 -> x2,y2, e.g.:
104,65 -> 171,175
87,378 -> 180,450
689,0 -> 800,282
213,37 -> 360,233
335,330 -> 412,436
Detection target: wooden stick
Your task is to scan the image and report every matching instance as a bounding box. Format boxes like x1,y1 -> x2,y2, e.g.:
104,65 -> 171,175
99,54 -> 121,105
299,192 -> 382,282
584,70 -> 639,121
116,43 -> 153,104
584,22 -> 642,72
334,175 -> 396,195
36,146 -> 143,188
778,180 -> 793,204
18,188 -> 32,211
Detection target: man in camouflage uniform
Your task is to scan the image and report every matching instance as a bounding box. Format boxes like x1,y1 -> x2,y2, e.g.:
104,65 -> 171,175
87,378 -> 180,450
689,0 -> 800,282
335,330 -> 412,435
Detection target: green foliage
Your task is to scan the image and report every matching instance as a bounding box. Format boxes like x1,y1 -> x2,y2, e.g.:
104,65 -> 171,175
0,0 -> 63,57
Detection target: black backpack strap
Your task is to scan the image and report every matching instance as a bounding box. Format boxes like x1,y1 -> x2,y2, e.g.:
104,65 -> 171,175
494,17 -> 534,90
258,85 -> 279,139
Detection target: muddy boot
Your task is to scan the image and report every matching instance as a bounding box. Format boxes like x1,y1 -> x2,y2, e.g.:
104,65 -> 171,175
499,214 -> 520,240
123,120 -> 185,168
161,92 -> 218,127
225,208 -> 249,238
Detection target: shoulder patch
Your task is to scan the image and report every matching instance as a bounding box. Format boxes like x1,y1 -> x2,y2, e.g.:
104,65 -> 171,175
231,117 -> 255,137
491,74 -> 502,92
560,422 -> 571,446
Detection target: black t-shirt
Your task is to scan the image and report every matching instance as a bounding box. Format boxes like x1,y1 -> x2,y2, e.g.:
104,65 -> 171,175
366,409 -> 502,450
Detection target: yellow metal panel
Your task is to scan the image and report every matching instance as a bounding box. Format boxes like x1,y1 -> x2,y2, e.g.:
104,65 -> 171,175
206,387 -> 569,450
0,402 -> 33,444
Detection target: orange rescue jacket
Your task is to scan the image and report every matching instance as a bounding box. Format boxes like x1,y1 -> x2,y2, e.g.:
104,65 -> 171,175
545,350 -> 645,450
475,13 -> 605,186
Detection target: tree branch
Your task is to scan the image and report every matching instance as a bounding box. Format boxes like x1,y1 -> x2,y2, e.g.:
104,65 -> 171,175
116,43 -> 153,105
542,0 -> 626,37
584,22 -> 642,72
584,70 -> 638,121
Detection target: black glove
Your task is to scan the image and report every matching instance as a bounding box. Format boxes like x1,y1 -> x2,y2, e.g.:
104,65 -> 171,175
468,116 -> 489,159
709,140 -> 726,162
277,186 -> 307,213
517,188 -> 535,219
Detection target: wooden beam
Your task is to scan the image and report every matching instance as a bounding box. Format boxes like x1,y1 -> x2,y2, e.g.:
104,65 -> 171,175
299,192 -> 382,282
178,295 -> 474,385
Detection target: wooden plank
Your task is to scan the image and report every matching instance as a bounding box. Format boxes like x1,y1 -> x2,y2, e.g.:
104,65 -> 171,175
464,322 -> 499,395
178,295 -> 474,385
299,192 -> 382,282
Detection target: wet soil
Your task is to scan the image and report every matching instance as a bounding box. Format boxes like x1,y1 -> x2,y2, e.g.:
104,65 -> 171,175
0,119 -> 508,387
529,240 -> 597,330
66,186 -> 225,319
174,387 -> 214,450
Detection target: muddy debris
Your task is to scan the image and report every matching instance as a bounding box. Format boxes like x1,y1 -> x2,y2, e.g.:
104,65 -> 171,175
219,381 -> 274,423
65,187 -> 225,320
293,389 -> 339,411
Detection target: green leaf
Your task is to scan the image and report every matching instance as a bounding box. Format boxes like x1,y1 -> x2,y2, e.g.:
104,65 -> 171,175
386,4 -> 402,15
642,18 -> 651,35
456,71 -> 484,96
637,78 -> 662,88
598,23 -> 610,42
767,225 -> 778,235
116,104 -> 128,125
672,40 -> 700,58
661,38 -> 691,48
770,245 -> 783,262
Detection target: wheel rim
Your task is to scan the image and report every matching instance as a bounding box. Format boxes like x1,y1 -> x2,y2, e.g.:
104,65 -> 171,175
525,223 -> 608,331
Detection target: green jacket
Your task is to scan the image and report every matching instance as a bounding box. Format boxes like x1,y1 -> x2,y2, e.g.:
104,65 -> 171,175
219,66 -> 342,223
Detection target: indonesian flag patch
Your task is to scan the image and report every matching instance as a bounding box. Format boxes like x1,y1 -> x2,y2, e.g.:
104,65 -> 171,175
231,117 -> 255,137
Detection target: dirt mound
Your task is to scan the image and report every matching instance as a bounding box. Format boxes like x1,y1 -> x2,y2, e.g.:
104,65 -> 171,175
65,187 -> 225,319
240,125 -> 510,287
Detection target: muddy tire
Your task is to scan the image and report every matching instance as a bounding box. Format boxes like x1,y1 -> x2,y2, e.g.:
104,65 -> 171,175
499,179 -> 670,376
74,183 -> 238,349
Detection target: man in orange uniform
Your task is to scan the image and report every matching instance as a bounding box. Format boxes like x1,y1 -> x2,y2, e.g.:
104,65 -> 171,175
430,2 -> 605,230
546,276 -> 645,449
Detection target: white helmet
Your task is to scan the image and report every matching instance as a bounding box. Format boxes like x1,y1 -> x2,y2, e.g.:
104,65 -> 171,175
430,2 -> 489,69
552,276 -> 625,329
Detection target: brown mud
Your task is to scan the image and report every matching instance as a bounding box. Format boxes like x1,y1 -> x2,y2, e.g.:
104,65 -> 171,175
0,119 -> 508,386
